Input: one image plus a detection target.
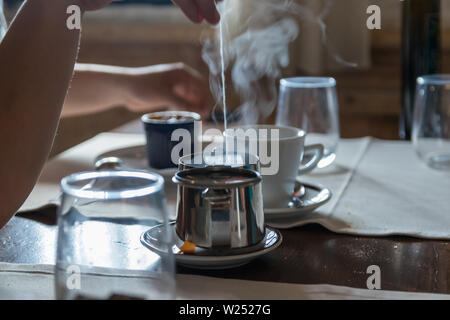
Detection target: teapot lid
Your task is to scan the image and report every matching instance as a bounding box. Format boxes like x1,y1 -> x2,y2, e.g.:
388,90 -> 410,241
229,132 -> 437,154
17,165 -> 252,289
173,167 -> 261,189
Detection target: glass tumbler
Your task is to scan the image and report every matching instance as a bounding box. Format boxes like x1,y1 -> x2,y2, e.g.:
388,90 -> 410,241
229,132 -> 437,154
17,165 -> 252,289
276,77 -> 340,168
412,75 -> 450,170
55,170 -> 175,300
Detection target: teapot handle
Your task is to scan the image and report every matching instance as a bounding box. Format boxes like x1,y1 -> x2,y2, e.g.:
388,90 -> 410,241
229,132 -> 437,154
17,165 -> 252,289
201,188 -> 232,208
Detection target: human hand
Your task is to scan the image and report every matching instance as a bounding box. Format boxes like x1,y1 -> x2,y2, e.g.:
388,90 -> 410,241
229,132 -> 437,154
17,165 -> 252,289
76,0 -> 120,12
172,0 -> 222,24
126,63 -> 213,118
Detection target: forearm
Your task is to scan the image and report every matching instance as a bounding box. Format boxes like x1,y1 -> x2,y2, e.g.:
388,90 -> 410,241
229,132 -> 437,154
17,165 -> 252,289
63,63 -> 179,117
0,0 -> 82,227
62,64 -> 133,117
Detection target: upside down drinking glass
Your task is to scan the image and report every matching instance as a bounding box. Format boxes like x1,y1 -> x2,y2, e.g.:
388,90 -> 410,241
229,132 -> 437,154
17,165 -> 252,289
276,77 -> 340,168
412,75 -> 450,170
55,170 -> 175,300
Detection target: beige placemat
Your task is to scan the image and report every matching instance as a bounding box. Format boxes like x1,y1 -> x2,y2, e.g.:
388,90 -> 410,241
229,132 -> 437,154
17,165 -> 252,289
1,263 -> 449,300
270,138 -> 450,239
19,133 -> 450,239
19,133 -> 367,214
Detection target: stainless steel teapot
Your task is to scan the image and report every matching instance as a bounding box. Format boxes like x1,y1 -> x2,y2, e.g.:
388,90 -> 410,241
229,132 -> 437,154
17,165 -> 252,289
173,167 -> 265,249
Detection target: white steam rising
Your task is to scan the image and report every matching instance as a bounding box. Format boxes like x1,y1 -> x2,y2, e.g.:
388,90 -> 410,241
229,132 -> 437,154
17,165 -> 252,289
203,0 -> 355,125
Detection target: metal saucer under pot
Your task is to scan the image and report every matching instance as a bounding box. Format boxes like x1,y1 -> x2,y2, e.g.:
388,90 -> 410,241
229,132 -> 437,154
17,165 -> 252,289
140,222 -> 282,270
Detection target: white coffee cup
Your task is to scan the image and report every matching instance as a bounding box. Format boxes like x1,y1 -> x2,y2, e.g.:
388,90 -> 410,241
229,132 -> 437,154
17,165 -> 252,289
224,125 -> 324,209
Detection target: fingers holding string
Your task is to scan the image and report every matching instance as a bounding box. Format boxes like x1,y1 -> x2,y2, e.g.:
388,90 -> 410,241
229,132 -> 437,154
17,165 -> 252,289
194,0 -> 221,25
172,0 -> 223,24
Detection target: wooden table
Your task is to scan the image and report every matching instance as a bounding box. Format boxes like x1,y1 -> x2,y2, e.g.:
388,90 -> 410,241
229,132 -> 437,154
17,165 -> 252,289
1,120 -> 449,295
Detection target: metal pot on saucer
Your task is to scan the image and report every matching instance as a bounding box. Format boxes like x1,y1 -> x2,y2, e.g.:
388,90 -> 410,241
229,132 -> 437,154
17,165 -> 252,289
173,167 -> 265,249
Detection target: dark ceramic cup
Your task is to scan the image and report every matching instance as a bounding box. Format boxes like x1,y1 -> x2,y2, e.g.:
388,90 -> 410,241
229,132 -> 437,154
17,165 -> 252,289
141,111 -> 201,169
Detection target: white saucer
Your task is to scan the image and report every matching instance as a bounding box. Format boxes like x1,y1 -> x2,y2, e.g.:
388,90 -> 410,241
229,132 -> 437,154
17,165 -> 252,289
95,145 -> 177,177
264,180 -> 331,219
141,222 -> 282,270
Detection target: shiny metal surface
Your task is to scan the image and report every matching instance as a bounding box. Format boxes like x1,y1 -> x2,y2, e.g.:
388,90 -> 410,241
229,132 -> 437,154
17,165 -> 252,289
174,167 -> 262,188
178,152 -> 260,172
173,167 -> 265,250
